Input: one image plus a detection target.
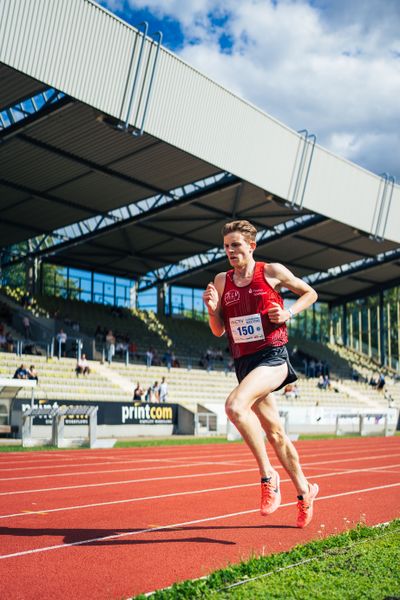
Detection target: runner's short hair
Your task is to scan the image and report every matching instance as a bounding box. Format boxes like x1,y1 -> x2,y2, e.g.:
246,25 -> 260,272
222,220 -> 257,243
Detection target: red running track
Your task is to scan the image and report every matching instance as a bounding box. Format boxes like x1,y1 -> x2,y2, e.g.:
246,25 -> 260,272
0,437 -> 399,599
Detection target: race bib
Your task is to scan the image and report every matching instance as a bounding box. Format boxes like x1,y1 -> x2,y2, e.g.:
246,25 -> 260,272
229,313 -> 265,344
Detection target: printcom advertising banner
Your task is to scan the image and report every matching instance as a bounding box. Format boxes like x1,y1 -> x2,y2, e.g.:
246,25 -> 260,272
12,399 -> 177,426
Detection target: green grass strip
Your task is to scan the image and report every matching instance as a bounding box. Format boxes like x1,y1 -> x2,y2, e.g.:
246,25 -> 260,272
134,520 -> 400,599
0,444 -> 89,452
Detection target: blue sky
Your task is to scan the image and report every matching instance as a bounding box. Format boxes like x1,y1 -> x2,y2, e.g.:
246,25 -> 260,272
99,0 -> 400,180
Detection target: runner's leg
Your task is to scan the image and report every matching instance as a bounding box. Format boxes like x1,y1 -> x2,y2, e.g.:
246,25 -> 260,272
225,363 -> 288,478
252,393 -> 309,495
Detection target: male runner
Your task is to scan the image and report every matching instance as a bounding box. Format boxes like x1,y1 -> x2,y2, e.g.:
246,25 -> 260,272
203,220 -> 319,528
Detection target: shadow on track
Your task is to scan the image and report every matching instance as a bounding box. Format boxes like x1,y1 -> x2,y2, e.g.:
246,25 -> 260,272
0,523 -> 297,549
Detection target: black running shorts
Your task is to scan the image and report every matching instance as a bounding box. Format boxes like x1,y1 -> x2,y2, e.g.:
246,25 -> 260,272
234,344 -> 297,391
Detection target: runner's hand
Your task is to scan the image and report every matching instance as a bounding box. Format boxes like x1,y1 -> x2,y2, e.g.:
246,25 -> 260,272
203,283 -> 219,314
268,302 -> 290,324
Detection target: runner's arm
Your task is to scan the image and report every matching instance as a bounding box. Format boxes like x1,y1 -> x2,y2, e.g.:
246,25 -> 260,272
203,273 -> 226,337
266,263 -> 318,324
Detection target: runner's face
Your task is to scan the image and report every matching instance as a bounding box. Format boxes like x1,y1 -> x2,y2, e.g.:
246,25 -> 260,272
223,232 -> 255,268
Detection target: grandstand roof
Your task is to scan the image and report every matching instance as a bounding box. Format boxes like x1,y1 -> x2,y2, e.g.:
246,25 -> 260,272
1,1 -> 400,305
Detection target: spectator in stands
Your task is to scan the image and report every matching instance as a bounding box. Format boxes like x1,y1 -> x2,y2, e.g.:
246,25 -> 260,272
116,338 -> 128,358
129,341 -> 139,361
377,372 -> 385,392
152,349 -> 162,367
76,354 -> 90,376
24,342 -> 42,356
105,330 -> 116,364
13,364 -> 29,379
283,383 -> 299,401
151,381 -> 160,402
133,382 -> 144,401
27,365 -> 39,383
317,375 -> 331,390
56,328 -> 67,357
203,219 -> 319,528
146,348 -> 153,367
369,373 -> 379,387
163,350 -> 173,370
22,315 -> 31,339
172,352 -> 180,368
159,377 -> 168,403
0,332 -> 6,350
144,386 -> 153,402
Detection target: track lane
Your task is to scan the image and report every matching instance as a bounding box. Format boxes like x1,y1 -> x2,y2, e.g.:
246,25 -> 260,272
1,458 -> 399,554
1,437 -> 399,474
1,448 -> 399,496
1,483 -> 399,600
0,438 -> 399,599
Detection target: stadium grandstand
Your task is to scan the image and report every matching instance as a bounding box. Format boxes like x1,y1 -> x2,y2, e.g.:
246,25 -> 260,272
0,0 -> 399,443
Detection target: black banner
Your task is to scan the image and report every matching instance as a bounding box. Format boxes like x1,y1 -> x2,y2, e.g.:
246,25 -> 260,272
11,399 -> 177,427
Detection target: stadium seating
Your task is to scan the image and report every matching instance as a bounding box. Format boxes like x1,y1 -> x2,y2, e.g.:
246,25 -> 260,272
0,291 -> 398,411
34,295 -> 228,362
0,353 -> 128,403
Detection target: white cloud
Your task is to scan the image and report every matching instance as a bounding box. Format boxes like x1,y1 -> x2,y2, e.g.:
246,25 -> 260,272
102,0 -> 400,178
102,0 -> 125,12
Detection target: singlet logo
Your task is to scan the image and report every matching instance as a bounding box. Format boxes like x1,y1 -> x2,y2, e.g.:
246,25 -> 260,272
224,290 -> 240,305
251,288 -> 268,296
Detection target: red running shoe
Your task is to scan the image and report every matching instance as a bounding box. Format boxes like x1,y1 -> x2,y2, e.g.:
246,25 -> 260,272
296,483 -> 319,528
260,470 -> 281,516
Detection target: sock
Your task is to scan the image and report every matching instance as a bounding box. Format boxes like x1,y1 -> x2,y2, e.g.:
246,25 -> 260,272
261,476 -> 272,483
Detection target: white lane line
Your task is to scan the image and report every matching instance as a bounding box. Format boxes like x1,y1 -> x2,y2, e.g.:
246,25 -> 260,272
0,449 -> 256,465
1,482 -> 399,560
0,457 -> 191,472
1,444 -> 397,471
305,463 -> 400,474
0,452 -> 256,471
1,452 -> 399,497
1,463 -> 399,520
1,444 -> 398,477
0,467 -> 254,496
0,461 -> 245,483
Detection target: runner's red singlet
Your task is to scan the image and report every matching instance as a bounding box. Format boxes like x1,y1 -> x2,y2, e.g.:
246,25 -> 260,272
221,262 -> 288,359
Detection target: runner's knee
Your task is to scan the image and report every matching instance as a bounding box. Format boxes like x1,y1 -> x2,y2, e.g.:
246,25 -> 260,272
225,392 -> 248,422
